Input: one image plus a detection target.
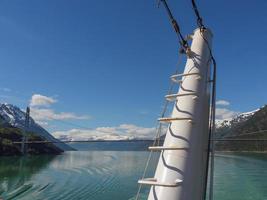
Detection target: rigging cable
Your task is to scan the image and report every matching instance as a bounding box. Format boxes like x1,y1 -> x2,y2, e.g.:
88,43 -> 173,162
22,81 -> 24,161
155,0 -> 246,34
159,0 -> 189,51
191,0 -> 205,29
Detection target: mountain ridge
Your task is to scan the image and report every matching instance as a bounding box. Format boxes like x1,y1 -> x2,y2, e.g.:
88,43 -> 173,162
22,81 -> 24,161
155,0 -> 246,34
0,103 -> 74,151
215,108 -> 259,129
215,106 -> 266,139
215,105 -> 267,151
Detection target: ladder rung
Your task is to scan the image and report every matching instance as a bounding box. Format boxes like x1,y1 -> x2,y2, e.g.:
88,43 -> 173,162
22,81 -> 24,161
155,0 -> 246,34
171,73 -> 201,83
149,146 -> 189,151
138,178 -> 182,187
165,93 -> 198,101
171,72 -> 201,79
171,79 -> 183,84
158,117 -> 193,123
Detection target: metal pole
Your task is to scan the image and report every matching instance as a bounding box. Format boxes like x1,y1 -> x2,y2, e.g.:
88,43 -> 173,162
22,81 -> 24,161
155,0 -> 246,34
209,134 -> 215,200
209,68 -> 216,200
21,107 -> 30,155
147,28 -> 213,200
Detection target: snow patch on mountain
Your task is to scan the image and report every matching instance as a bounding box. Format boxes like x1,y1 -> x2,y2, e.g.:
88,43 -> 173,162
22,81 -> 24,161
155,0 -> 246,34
53,124 -> 157,141
216,108 -> 259,128
0,103 -> 73,151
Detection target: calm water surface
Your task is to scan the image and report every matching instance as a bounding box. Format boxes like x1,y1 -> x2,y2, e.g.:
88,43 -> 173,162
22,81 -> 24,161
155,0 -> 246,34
0,145 -> 267,200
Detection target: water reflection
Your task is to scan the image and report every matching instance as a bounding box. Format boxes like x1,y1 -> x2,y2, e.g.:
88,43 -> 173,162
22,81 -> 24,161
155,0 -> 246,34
0,151 -> 158,200
0,151 -> 266,200
0,155 -> 56,199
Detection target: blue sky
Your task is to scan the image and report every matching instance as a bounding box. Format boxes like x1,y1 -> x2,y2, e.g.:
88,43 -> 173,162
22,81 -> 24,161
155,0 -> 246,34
0,0 -> 266,139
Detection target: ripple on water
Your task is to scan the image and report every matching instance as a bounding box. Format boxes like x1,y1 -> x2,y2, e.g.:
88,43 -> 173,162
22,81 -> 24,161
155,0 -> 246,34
5,184 -> 33,200
2,151 -> 266,200
43,156 -> 118,200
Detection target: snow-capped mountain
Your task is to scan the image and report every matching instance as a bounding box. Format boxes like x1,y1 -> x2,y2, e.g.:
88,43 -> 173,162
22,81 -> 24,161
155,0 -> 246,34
0,103 -> 73,151
215,109 -> 259,128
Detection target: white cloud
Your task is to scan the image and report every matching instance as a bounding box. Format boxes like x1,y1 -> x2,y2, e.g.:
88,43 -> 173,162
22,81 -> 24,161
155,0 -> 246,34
1,88 -> 11,92
30,94 -> 57,107
31,108 -> 89,121
35,120 -> 49,126
52,124 -> 157,141
216,108 -> 239,120
139,110 -> 149,115
29,94 -> 90,124
216,100 -> 230,106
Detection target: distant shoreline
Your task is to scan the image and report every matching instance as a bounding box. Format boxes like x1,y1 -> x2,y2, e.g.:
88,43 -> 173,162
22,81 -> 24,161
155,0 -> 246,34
13,139 -> 159,144
215,150 -> 267,153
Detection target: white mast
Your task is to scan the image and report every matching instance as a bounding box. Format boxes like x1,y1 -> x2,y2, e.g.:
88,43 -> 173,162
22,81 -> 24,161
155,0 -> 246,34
138,27 -> 213,200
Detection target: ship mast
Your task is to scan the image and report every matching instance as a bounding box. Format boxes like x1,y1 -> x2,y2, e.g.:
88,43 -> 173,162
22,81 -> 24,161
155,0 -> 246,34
137,1 -> 216,199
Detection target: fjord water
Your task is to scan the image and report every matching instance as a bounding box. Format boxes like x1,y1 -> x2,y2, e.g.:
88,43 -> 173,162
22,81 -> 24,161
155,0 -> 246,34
0,144 -> 267,200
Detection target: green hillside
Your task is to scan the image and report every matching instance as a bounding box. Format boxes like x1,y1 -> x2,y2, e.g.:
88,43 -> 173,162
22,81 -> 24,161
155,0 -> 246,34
0,126 -> 63,156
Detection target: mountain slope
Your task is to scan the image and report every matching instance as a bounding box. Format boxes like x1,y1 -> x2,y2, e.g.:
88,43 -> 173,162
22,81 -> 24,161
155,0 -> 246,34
215,109 -> 259,130
0,125 -> 63,156
215,105 -> 267,151
0,103 -> 74,151
230,106 -> 267,136
215,106 -> 266,138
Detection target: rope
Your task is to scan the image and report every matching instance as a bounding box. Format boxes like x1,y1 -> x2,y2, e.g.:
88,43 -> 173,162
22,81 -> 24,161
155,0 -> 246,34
135,51 -> 184,200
